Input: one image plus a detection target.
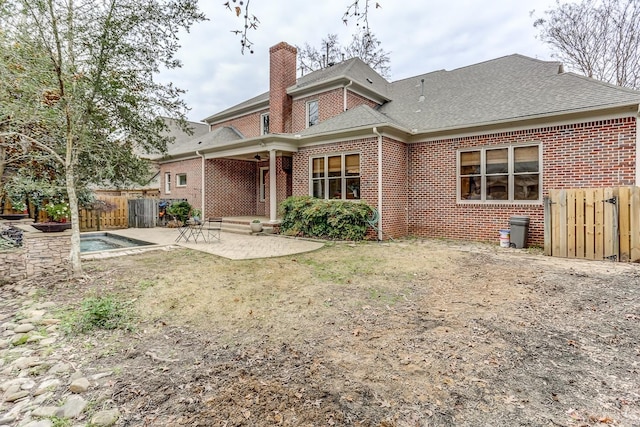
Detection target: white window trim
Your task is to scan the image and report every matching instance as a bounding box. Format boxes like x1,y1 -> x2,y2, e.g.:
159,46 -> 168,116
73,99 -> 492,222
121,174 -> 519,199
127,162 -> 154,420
164,172 -> 171,194
176,173 -> 187,187
306,100 -> 319,128
259,167 -> 268,202
309,152 -> 361,201
260,113 -> 269,135
457,143 -> 542,204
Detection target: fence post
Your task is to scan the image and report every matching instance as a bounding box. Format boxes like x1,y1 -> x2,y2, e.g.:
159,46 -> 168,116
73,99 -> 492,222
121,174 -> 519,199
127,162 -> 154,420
544,195 -> 551,256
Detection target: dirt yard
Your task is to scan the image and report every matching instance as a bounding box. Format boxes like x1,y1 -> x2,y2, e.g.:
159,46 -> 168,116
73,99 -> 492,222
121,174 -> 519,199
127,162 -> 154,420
8,239 -> 640,426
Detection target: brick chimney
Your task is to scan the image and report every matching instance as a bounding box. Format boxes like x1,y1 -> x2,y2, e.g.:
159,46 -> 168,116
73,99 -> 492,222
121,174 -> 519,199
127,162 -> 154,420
269,42 -> 297,134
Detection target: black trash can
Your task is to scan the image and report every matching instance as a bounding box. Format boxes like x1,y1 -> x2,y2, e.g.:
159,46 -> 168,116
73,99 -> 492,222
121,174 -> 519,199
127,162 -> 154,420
509,216 -> 530,248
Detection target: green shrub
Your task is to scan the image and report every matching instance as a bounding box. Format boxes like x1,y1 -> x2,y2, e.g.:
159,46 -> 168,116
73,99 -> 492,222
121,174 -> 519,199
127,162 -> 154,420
166,201 -> 192,223
279,196 -> 373,240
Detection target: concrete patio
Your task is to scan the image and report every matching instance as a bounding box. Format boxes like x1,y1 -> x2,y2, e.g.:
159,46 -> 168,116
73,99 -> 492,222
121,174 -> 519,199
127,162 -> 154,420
80,227 -> 324,260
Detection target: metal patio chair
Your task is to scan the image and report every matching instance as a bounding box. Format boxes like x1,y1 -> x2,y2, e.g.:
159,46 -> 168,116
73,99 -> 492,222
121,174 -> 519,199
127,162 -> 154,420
206,217 -> 222,242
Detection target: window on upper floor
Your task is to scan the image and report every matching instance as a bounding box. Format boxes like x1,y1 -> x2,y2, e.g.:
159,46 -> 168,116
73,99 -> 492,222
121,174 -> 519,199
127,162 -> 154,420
306,100 -> 319,127
458,144 -> 541,203
164,172 -> 171,194
176,173 -> 187,187
261,113 -> 269,135
311,153 -> 360,200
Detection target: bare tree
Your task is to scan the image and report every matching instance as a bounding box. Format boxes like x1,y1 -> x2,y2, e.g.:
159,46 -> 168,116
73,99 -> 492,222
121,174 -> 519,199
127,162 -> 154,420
297,34 -> 343,75
227,0 -> 382,55
297,31 -> 390,78
534,0 -> 640,88
342,30 -> 391,77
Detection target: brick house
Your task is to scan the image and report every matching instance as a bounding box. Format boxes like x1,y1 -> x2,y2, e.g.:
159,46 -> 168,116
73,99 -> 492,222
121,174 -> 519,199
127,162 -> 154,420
158,41 -> 640,244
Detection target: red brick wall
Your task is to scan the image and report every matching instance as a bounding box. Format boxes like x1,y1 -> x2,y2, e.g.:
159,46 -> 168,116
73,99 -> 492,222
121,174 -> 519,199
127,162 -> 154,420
347,91 -> 379,110
270,42 -> 297,133
291,89 -> 380,133
293,137 -> 408,239
408,117 -> 637,246
210,109 -> 267,138
205,158 -> 257,217
381,138 -> 409,238
159,158 -> 203,209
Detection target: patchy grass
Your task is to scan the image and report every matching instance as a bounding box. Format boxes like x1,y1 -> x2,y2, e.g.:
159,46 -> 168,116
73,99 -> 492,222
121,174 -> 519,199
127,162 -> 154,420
61,295 -> 135,334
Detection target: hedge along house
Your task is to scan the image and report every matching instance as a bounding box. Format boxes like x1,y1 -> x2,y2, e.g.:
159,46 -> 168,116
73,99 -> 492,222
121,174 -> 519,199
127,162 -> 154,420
158,41 -> 640,244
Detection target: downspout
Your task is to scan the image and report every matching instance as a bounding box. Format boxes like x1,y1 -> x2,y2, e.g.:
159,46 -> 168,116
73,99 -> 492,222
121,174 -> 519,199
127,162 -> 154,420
373,127 -> 383,241
196,151 -> 206,218
344,80 -> 353,111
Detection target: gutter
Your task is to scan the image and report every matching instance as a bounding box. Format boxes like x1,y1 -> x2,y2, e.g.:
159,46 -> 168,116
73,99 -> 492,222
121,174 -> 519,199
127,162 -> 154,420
373,127 -> 383,241
196,150 -> 206,217
344,80 -> 353,111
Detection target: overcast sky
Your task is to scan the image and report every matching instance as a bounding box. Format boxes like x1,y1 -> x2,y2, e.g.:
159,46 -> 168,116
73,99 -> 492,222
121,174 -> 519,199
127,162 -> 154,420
158,0 -> 559,122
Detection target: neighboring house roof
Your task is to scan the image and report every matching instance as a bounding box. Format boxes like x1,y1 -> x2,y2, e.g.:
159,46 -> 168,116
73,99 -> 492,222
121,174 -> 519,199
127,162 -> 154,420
162,117 -> 209,143
165,126 -> 243,158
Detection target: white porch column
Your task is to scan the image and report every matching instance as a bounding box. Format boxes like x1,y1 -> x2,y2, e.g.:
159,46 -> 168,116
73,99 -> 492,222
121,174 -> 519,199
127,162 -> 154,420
269,149 -> 277,222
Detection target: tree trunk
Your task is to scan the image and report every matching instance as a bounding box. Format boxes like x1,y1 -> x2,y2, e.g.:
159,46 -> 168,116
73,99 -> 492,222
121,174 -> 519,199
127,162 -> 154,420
66,158 -> 82,276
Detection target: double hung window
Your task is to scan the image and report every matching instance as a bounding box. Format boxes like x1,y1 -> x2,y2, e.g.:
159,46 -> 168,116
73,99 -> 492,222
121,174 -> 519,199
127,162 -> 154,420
164,172 -> 171,194
307,100 -> 319,127
260,113 -> 269,135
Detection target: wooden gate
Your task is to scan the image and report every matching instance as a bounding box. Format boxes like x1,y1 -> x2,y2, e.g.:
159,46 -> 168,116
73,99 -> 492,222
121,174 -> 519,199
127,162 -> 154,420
128,198 -> 158,228
544,187 -> 640,262
79,196 -> 128,231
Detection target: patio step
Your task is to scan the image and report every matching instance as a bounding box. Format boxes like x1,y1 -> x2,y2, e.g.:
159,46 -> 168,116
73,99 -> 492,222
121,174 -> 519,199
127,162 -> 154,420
220,222 -> 276,235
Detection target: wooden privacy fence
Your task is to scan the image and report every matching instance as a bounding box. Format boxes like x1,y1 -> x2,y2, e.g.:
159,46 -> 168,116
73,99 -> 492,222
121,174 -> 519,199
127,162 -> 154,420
79,196 -> 129,231
544,187 -> 640,262
128,198 -> 158,228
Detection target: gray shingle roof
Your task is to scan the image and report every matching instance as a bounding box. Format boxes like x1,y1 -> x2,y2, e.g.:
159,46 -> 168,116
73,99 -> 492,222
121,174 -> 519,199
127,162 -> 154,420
291,57 -> 389,99
380,54 -> 640,132
186,53 -> 640,158
297,104 -> 402,136
203,91 -> 269,123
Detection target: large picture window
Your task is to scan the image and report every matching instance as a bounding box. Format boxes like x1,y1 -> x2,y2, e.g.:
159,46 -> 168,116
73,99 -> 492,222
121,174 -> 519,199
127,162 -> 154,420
311,153 -> 360,200
458,144 -> 540,203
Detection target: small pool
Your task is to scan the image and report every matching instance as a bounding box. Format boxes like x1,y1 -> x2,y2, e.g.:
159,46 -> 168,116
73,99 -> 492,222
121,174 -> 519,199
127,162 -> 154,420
80,233 -> 153,253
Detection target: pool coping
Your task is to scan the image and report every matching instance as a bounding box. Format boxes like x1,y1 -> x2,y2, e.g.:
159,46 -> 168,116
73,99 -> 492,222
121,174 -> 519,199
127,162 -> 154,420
80,231 -> 173,259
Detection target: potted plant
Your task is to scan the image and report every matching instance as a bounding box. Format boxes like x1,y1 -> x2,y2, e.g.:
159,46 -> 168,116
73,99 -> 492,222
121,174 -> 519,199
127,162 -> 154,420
190,208 -> 202,222
250,219 -> 262,233
32,201 -> 72,232
0,199 -> 29,220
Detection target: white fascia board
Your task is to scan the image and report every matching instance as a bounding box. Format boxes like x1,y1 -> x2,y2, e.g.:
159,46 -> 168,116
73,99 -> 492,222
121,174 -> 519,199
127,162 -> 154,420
201,141 -> 299,159
410,104 -> 640,143
204,102 -> 269,124
290,82 -> 345,100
